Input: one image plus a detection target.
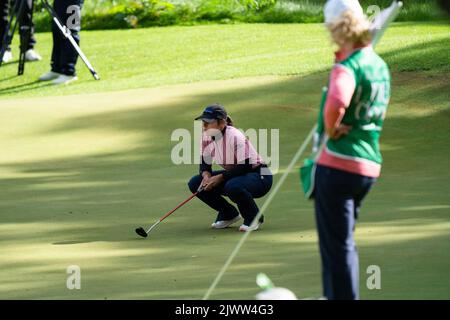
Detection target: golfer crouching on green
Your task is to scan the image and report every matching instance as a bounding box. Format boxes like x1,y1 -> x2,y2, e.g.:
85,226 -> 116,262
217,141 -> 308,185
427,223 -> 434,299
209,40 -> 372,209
188,104 -> 273,232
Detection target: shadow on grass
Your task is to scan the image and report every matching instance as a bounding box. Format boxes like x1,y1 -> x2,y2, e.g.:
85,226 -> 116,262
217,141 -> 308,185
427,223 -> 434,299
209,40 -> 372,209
0,80 -> 54,96
380,37 -> 450,73
0,74 -> 19,83
0,37 -> 449,299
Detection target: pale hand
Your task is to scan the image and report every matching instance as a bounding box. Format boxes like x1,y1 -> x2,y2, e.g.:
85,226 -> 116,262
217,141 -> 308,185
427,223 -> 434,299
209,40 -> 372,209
329,124 -> 352,140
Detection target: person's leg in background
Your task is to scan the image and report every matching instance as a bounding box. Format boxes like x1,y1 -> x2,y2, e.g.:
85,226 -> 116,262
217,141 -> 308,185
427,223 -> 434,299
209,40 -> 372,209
353,177 -> 375,223
314,165 -> 357,299
40,0 -> 83,83
52,0 -> 82,84
0,0 -> 9,38
39,0 -> 64,81
314,165 -> 374,300
19,0 -> 41,61
0,0 -> 13,62
188,171 -> 240,225
1,0 -> 41,63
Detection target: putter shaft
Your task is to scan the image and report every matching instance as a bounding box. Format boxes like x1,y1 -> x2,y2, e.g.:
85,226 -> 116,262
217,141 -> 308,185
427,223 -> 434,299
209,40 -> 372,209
140,188 -> 203,237
146,220 -> 161,234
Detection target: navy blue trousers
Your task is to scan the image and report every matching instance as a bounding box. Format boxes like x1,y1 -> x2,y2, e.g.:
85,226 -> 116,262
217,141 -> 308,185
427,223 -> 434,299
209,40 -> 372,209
188,170 -> 272,226
314,164 -> 375,300
51,0 -> 83,76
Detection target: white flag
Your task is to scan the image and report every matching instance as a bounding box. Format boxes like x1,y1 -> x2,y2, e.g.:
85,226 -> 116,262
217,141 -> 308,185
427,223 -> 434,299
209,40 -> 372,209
371,1 -> 404,47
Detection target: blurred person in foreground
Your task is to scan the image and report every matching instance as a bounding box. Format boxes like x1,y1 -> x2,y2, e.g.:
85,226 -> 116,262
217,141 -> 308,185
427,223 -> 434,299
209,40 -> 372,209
313,0 -> 391,300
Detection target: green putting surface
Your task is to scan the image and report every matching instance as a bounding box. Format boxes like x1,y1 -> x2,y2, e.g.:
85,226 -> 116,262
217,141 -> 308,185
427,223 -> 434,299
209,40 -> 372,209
0,22 -> 449,299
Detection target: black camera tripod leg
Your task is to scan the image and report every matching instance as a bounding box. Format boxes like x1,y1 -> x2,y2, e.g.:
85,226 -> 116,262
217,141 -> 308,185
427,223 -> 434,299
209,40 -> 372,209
18,0 -> 33,75
1,0 -> 23,68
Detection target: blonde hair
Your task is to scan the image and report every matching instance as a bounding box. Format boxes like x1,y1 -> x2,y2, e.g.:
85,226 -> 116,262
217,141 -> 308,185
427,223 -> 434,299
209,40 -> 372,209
327,10 -> 372,47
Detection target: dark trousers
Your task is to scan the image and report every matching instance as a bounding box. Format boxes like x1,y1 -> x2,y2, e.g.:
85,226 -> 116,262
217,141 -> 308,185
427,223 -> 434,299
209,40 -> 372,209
314,164 -> 375,300
51,0 -> 83,76
188,170 -> 273,226
0,0 -> 36,51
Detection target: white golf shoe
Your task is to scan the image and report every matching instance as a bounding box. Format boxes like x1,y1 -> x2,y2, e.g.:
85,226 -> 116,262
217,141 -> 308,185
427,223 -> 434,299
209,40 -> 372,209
25,49 -> 42,61
256,287 -> 298,300
2,49 -> 12,63
38,71 -> 61,81
211,215 -> 241,229
52,74 -> 78,85
239,222 -> 262,232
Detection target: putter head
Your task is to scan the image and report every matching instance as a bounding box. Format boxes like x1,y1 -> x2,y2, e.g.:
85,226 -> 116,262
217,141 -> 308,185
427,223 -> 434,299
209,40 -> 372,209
135,227 -> 148,238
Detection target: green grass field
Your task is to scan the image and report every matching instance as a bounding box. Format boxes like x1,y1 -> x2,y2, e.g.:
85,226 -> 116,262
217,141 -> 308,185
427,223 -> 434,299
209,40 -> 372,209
33,0 -> 446,30
0,22 -> 449,299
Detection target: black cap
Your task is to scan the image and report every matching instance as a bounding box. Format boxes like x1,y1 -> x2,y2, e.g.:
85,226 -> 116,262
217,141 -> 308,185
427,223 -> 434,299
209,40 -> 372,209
194,104 -> 227,123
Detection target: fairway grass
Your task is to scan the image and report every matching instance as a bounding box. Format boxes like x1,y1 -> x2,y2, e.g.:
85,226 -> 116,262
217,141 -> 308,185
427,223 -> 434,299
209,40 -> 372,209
1,22 -> 449,300
0,22 -> 449,99
0,69 -> 449,299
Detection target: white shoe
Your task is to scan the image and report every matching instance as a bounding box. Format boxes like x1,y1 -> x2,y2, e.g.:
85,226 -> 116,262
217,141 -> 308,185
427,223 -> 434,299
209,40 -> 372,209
239,222 -> 262,232
52,74 -> 78,85
211,215 -> 241,229
39,71 -> 61,81
256,288 -> 298,300
25,49 -> 42,61
2,50 -> 12,63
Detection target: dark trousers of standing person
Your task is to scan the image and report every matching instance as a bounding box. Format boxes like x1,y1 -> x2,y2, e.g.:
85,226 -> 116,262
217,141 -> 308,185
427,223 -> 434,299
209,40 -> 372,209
314,164 -> 375,300
51,0 -> 83,76
0,0 -> 36,51
188,169 -> 273,226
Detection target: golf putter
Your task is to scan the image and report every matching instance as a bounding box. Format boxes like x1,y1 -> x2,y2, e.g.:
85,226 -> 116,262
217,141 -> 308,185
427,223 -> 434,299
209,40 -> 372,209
135,185 -> 204,238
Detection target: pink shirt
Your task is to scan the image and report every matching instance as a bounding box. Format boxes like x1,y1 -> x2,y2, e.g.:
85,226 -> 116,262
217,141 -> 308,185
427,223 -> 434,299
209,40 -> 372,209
201,126 -> 263,171
317,46 -> 381,178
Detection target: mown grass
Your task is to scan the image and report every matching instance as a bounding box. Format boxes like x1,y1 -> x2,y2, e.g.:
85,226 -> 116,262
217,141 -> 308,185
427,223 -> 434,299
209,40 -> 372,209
0,22 -> 449,299
0,72 -> 448,300
31,0 -> 446,31
1,22 -> 449,99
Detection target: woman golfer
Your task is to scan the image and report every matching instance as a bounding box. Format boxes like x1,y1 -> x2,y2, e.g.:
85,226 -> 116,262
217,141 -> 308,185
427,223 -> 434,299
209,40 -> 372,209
188,104 -> 272,232
314,0 -> 391,299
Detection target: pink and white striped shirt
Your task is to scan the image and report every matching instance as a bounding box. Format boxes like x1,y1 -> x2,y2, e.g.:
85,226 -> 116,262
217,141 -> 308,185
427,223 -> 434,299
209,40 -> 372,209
201,126 -> 263,171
